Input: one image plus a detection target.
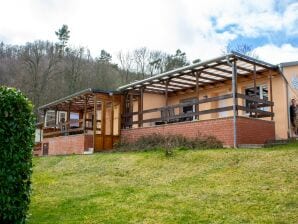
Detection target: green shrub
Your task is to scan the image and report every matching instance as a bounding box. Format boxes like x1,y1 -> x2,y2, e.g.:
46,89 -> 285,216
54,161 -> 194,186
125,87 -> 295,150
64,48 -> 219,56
0,87 -> 35,224
116,132 -> 223,152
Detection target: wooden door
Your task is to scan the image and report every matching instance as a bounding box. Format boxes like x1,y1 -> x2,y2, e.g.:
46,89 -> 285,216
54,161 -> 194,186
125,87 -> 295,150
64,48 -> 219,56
93,95 -> 121,151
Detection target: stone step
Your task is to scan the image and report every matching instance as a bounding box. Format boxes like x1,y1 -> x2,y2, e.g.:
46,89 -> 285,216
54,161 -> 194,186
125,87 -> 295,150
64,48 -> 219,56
238,144 -> 264,149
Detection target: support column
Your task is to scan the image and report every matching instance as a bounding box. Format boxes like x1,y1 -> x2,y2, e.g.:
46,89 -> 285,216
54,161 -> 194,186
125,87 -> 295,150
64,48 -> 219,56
269,71 -> 273,120
232,61 -> 238,148
43,109 -> 46,129
253,64 -> 257,118
111,96 -> 114,139
101,100 -> 106,148
122,92 -> 128,129
165,80 -> 169,123
93,95 -> 97,150
129,93 -> 133,128
54,107 -> 57,131
67,103 -> 71,133
196,72 -> 200,119
83,96 -> 88,133
138,87 -> 144,127
165,80 -> 169,107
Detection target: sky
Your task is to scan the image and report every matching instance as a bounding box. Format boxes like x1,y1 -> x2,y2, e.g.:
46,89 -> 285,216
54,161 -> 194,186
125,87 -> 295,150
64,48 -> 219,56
0,0 -> 297,64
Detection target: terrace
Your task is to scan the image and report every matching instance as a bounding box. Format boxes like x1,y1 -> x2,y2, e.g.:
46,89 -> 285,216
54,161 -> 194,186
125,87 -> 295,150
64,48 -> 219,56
118,52 -> 279,147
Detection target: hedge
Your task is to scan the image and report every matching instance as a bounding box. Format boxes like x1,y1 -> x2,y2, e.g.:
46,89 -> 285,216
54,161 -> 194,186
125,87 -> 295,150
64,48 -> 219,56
0,87 -> 35,224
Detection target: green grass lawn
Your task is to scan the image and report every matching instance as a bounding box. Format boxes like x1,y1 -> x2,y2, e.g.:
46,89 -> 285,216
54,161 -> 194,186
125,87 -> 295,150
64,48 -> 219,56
28,143 -> 298,223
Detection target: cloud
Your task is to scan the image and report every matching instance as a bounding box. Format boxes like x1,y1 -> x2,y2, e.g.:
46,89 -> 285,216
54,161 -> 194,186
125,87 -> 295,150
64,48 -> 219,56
0,0 -> 296,64
254,43 -> 298,64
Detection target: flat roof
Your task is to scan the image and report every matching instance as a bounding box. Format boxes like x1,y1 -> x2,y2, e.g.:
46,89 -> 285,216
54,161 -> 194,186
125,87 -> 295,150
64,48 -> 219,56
39,52 -> 280,112
117,51 -> 278,93
38,88 -> 118,112
279,61 -> 298,67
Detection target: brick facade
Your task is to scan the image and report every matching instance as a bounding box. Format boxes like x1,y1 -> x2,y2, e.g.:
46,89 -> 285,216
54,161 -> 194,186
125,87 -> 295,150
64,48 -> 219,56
121,116 -> 275,147
42,134 -> 93,156
237,117 -> 275,144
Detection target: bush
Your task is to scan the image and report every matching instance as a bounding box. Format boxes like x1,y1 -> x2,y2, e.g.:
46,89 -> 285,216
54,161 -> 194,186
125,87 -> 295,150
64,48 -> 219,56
0,87 -> 35,224
116,132 -> 223,152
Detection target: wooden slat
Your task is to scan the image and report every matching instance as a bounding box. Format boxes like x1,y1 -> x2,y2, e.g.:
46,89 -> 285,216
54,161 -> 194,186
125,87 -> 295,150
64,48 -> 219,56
237,106 -> 274,117
131,106 -> 234,125
237,93 -> 274,106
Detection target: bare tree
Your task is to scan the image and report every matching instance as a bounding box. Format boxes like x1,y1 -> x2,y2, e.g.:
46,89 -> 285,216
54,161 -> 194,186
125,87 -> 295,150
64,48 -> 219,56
148,50 -> 168,76
20,41 -> 60,110
223,42 -> 259,58
63,47 -> 86,94
133,47 -> 149,79
117,50 -> 133,83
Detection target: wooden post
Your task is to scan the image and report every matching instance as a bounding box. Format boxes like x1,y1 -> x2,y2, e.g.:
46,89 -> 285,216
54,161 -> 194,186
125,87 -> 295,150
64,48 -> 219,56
196,72 -> 200,119
165,80 -> 169,107
83,96 -> 87,133
165,80 -> 169,122
122,93 -> 127,129
253,64 -> 257,118
232,61 -> 238,148
67,102 -> 71,134
43,109 -> 46,128
269,71 -> 273,120
138,87 -> 144,127
234,63 -> 238,116
118,95 -> 122,135
101,100 -> 106,148
54,107 -> 57,131
111,96 -> 114,137
129,93 -> 133,128
93,95 -> 97,150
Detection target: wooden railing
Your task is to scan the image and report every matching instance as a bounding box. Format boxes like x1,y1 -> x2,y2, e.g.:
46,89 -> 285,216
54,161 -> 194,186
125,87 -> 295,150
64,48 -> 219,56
122,93 -> 274,128
43,119 -> 92,138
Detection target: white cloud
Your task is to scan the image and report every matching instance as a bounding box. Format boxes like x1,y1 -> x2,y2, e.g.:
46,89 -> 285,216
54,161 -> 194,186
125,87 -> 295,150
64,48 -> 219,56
254,44 -> 298,64
0,0 -> 297,63
284,2 -> 298,35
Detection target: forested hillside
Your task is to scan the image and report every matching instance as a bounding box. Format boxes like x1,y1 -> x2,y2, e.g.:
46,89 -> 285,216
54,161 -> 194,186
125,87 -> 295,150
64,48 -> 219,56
0,25 -> 190,113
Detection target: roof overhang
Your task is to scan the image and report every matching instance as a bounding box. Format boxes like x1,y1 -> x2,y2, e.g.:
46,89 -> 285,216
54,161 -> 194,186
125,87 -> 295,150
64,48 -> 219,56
279,61 -> 298,68
38,88 -> 118,112
117,52 -> 279,94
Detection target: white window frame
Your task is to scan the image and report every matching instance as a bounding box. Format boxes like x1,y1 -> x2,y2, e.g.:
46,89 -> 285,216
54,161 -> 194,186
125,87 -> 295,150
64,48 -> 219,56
181,98 -> 196,121
44,110 -> 55,127
57,111 -> 67,124
244,84 -> 269,114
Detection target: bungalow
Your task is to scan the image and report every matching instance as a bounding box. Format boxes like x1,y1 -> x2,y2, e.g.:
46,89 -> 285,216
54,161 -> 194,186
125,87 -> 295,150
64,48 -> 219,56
35,52 -> 298,156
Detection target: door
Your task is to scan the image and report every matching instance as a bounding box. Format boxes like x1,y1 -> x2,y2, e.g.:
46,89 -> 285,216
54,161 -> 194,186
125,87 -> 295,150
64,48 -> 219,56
93,95 -> 121,151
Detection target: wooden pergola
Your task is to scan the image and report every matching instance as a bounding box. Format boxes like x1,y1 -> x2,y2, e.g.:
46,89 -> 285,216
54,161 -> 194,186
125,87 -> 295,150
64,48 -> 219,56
39,89 -> 122,151
118,52 -> 280,148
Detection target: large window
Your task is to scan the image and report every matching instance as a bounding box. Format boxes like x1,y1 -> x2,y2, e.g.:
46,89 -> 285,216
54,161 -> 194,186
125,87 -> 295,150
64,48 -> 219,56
45,110 -> 55,127
245,85 -> 268,112
181,98 -> 197,121
45,111 -> 67,127
70,113 -> 79,128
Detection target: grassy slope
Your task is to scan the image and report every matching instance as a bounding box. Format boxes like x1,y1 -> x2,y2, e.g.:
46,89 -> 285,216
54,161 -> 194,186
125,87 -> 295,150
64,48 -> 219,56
29,143 -> 298,224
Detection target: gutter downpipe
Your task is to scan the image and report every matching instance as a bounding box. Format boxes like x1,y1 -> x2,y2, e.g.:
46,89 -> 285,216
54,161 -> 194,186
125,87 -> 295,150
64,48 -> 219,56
226,56 -> 237,148
279,66 -> 290,138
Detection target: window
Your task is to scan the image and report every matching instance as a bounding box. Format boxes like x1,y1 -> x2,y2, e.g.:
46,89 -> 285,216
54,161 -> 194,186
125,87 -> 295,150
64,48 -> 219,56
70,113 -> 79,128
181,98 -> 196,121
45,110 -> 55,127
245,85 -> 268,112
57,111 -> 67,124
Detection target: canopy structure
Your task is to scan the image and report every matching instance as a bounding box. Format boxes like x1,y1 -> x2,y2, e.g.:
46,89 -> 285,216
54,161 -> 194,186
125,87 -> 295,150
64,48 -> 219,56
38,88 -> 119,112
117,51 -> 279,94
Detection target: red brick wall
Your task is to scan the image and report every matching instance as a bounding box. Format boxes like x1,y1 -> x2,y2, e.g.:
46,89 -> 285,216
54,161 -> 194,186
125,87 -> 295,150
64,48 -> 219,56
84,134 -> 93,149
121,117 -> 234,146
42,134 -> 93,156
121,117 -> 275,147
237,117 -> 275,144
